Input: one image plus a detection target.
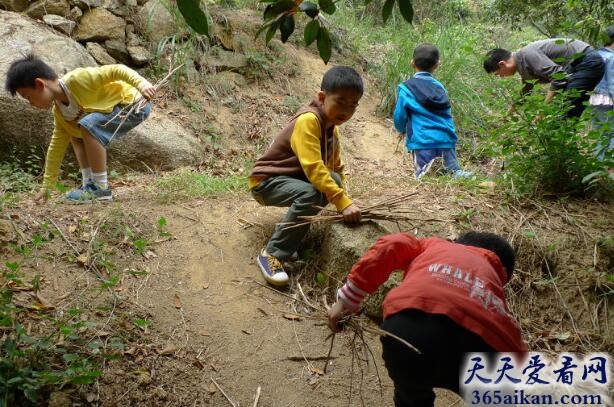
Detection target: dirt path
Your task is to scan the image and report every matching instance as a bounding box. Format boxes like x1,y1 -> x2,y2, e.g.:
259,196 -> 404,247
111,69 -> 411,406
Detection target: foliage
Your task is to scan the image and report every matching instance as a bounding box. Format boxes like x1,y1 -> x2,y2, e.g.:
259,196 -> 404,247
0,150 -> 43,210
154,170 -> 245,201
492,91 -> 611,197
252,0 -> 412,63
0,208 -> 170,404
0,264 -> 103,406
487,0 -> 614,44
177,0 -> 210,37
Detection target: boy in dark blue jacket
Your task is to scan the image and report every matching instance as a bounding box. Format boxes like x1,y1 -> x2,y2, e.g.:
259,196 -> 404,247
393,43 -> 471,178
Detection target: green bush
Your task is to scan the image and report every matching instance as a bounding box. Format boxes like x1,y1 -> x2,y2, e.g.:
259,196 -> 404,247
492,91 -> 612,197
0,263 -> 103,406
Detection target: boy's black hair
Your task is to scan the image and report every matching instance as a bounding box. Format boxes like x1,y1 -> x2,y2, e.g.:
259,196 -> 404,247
483,48 -> 512,73
605,26 -> 614,46
321,65 -> 364,94
5,54 -> 58,96
455,231 -> 516,282
412,43 -> 439,72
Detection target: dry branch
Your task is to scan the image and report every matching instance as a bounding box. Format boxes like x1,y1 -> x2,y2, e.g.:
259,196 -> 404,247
278,192 -> 447,230
104,63 -> 184,141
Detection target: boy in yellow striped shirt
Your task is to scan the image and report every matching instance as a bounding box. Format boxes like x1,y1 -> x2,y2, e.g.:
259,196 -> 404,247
249,65 -> 363,286
5,54 -> 155,203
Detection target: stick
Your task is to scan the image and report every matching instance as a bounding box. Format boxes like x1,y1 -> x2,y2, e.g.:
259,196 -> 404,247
253,386 -> 261,407
323,332 -> 335,373
210,378 -> 236,407
252,280 -> 322,311
286,355 -> 338,361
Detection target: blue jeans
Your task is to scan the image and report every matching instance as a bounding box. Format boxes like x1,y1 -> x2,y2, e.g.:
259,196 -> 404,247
79,102 -> 152,147
412,148 -> 461,177
251,173 -> 342,260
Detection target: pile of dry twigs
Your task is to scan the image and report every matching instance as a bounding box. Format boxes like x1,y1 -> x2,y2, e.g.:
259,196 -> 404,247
279,191 -> 443,230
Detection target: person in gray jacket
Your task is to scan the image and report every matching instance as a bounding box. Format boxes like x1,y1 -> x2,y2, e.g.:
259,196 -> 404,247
483,38 -> 605,117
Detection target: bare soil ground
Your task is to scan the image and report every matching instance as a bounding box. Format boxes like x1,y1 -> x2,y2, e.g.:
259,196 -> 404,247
2,9 -> 613,407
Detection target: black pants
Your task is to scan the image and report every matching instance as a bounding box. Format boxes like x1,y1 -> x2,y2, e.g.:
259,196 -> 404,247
564,51 -> 605,117
380,309 -> 495,407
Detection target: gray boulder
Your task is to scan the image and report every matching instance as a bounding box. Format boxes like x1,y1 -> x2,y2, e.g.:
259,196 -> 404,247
42,14 -> 76,35
134,0 -> 180,45
24,0 -> 70,20
74,7 -> 125,42
0,10 -> 206,173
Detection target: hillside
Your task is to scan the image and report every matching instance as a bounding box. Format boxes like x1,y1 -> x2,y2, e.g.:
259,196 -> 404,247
1,7 -> 613,407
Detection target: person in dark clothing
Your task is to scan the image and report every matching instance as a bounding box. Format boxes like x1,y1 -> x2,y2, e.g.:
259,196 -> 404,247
483,38 -> 605,118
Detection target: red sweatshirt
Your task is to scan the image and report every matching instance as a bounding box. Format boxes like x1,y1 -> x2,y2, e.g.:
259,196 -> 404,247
338,233 -> 527,352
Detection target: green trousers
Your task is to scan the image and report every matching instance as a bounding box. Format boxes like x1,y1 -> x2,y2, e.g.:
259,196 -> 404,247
251,173 -> 342,260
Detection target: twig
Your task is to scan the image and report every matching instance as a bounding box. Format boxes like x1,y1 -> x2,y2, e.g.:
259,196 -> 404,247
253,386 -> 261,407
252,279 -> 322,311
48,218 -> 80,257
104,63 -> 185,140
210,378 -> 236,407
291,318 -> 313,371
296,282 -> 317,310
323,333 -> 335,373
286,355 -> 338,361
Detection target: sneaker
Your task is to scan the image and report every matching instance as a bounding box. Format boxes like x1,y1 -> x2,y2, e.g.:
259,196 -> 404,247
453,169 -> 473,178
257,250 -> 289,286
66,182 -> 113,204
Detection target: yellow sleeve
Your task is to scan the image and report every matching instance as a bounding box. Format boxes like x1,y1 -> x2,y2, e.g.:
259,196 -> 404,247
95,64 -> 153,92
70,65 -> 153,95
42,115 -> 71,190
332,126 -> 346,185
290,113 -> 353,212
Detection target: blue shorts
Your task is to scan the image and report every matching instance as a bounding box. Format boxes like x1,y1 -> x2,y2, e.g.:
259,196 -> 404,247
78,102 -> 152,147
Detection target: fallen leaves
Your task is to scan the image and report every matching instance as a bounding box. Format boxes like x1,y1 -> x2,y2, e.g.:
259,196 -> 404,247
206,381 -> 217,394
158,344 -> 179,356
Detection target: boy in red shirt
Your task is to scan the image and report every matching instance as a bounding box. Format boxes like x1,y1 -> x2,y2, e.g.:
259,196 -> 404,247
328,231 -> 527,407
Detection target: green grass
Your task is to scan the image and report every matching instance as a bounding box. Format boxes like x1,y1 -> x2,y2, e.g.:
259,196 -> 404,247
154,170 -> 246,201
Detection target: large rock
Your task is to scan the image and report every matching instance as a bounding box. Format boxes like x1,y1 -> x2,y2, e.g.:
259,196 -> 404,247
74,7 -> 125,42
134,0 -> 179,45
43,14 -> 76,35
109,112 -> 204,170
0,10 -> 206,172
86,41 -> 117,65
0,11 -> 96,159
24,0 -> 69,19
318,221 -> 394,319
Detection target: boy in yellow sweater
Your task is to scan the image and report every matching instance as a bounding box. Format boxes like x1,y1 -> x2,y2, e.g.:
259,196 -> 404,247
5,54 -> 156,203
249,65 -> 363,286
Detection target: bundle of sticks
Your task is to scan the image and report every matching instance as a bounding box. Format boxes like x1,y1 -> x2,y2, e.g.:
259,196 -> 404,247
105,63 -> 184,140
279,191 -> 437,230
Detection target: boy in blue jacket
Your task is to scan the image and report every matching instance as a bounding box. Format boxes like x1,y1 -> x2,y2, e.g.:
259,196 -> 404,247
393,43 -> 471,178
